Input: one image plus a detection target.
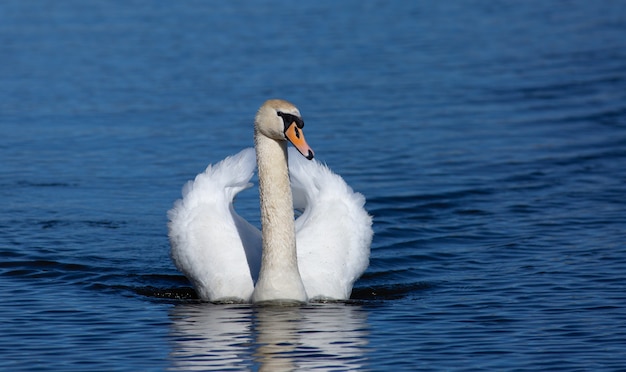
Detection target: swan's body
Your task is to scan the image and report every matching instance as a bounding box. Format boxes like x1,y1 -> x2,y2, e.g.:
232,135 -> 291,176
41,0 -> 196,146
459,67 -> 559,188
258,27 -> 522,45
168,99 -> 372,303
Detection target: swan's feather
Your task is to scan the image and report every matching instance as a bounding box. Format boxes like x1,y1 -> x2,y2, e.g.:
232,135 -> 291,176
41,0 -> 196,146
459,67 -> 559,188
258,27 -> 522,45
168,148 -> 261,301
289,148 -> 373,300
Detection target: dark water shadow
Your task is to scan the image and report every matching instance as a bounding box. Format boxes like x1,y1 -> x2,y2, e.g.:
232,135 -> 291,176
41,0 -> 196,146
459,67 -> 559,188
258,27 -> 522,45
135,282 -> 433,307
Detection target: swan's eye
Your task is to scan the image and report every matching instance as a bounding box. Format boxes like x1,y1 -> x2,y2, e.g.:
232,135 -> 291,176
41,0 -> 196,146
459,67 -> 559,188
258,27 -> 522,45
277,111 -> 305,132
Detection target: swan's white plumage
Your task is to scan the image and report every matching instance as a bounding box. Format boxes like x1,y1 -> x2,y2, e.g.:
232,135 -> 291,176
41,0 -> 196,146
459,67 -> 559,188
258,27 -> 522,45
168,148 -> 262,301
168,100 -> 372,303
289,148 -> 371,300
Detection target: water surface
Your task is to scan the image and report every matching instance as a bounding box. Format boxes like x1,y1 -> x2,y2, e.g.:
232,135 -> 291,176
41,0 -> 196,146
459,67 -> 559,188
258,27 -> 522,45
1,1 -> 626,370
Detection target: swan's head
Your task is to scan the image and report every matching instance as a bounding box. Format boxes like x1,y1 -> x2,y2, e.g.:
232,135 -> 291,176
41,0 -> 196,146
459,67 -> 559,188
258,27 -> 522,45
255,99 -> 315,160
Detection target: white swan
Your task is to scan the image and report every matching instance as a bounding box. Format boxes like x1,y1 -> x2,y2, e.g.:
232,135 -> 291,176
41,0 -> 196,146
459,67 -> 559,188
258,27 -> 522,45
167,99 -> 372,303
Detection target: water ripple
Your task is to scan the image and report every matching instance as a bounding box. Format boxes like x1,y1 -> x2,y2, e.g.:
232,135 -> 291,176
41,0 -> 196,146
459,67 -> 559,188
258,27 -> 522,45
1,1 -> 626,371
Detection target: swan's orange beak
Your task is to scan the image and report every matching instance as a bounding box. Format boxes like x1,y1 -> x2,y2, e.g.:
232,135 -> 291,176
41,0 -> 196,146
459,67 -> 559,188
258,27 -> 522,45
285,122 -> 314,160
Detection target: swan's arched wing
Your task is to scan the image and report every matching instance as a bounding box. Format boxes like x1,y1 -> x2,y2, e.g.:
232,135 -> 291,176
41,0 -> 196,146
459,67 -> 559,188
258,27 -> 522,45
289,148 -> 373,300
168,148 -> 261,301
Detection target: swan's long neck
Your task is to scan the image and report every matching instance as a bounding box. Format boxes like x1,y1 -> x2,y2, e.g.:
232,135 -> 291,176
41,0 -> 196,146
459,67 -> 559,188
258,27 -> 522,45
251,129 -> 307,303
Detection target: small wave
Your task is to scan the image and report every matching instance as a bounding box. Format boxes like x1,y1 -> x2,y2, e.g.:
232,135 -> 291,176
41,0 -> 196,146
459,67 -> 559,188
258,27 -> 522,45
38,219 -> 124,230
351,281 -> 434,301
16,180 -> 79,188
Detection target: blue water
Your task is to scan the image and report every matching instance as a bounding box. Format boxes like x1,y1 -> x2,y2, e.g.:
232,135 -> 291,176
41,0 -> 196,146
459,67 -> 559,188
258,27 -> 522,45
2,1 -> 626,370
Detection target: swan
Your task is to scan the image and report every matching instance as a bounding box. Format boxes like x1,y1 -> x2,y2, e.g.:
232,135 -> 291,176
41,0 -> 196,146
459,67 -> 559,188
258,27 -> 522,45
167,99 -> 372,303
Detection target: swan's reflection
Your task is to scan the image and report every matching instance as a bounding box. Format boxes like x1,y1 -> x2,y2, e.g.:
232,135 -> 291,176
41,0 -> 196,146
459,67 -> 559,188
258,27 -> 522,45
168,303 -> 369,371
